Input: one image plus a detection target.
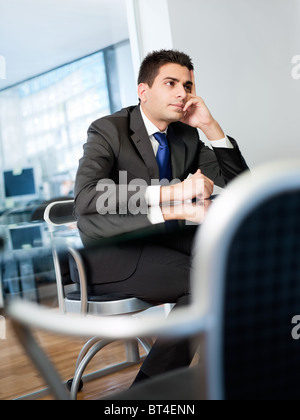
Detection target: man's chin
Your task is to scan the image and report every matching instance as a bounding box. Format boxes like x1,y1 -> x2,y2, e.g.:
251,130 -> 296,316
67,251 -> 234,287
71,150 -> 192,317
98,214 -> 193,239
165,110 -> 184,123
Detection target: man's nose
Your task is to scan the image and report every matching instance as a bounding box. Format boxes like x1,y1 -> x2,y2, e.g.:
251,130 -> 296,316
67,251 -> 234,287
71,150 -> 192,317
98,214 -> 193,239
176,85 -> 187,99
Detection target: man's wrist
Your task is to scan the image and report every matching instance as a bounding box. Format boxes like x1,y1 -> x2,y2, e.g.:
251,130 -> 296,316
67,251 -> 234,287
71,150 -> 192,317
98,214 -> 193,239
160,184 -> 182,204
199,120 -> 225,141
161,204 -> 186,221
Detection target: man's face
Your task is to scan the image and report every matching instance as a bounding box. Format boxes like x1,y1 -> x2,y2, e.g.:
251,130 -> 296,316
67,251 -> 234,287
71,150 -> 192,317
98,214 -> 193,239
138,63 -> 193,130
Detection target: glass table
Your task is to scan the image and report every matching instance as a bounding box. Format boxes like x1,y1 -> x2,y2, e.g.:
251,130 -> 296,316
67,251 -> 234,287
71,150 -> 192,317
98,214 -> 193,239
0,220 -> 81,309
0,199 -> 212,400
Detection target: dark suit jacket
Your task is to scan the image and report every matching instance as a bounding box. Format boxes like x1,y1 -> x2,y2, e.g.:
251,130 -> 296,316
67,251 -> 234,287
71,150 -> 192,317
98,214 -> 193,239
74,105 -> 249,285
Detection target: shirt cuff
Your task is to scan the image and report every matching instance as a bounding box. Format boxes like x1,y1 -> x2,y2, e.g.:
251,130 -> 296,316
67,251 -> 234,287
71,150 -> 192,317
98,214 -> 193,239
210,136 -> 234,149
147,206 -> 165,225
145,185 -> 161,207
145,186 -> 164,224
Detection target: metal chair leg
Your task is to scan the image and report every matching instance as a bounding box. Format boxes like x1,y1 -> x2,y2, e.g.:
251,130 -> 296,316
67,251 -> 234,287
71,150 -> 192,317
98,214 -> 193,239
70,337 -> 153,400
75,337 -> 102,371
137,337 -> 153,354
125,340 -> 140,363
70,339 -> 116,400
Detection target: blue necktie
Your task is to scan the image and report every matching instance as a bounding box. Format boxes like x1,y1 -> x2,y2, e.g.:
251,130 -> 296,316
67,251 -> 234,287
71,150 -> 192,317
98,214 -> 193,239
154,132 -> 173,182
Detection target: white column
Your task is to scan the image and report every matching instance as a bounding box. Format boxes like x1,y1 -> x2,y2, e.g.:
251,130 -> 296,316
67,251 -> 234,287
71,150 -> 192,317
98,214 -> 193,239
126,0 -> 173,79
0,55 -> 6,80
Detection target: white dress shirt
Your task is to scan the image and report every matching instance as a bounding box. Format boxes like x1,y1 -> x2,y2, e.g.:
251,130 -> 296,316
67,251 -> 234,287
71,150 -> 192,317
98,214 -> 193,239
140,106 -> 233,224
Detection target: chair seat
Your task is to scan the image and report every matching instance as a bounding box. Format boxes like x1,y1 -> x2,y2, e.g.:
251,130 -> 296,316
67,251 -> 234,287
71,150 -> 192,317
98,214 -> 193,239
65,292 -> 153,316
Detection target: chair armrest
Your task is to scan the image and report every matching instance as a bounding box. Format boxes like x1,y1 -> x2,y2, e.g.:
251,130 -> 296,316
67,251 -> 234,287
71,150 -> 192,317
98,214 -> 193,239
8,300 -> 207,341
44,200 -> 75,227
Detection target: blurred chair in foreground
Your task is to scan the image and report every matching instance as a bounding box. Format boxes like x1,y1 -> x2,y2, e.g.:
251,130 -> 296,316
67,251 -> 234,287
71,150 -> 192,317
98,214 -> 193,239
9,160 -> 300,400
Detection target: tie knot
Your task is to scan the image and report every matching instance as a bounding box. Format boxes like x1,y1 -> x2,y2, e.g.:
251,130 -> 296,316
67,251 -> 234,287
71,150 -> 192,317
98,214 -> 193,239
154,132 -> 168,147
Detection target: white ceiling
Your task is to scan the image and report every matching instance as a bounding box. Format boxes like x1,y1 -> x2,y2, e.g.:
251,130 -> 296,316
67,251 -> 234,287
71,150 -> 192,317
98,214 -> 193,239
0,0 -> 129,90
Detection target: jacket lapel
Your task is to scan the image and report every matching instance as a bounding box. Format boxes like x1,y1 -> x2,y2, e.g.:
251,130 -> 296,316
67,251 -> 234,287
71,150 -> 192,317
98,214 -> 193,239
130,106 -> 160,181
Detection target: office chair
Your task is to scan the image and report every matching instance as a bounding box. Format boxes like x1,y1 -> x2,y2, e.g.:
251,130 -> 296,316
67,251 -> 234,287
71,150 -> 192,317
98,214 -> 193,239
44,200 -> 154,399
10,160 -> 300,400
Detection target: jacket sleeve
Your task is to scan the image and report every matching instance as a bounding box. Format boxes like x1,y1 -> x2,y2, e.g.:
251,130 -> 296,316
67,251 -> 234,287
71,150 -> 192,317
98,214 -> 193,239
74,120 -> 148,216
197,136 -> 249,188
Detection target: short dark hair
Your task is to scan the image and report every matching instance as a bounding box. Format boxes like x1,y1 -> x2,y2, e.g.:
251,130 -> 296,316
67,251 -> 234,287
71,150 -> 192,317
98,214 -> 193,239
138,50 -> 194,87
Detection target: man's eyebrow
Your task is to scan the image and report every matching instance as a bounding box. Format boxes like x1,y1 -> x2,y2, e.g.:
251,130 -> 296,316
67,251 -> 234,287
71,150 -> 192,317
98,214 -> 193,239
163,77 -> 180,82
163,77 -> 193,87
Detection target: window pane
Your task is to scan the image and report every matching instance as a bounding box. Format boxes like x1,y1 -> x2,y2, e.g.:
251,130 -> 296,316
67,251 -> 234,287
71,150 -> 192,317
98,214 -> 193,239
0,41 -> 135,206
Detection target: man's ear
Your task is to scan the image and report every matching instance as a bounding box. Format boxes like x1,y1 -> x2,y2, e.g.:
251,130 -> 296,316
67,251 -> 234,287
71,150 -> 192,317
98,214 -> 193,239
138,83 -> 149,103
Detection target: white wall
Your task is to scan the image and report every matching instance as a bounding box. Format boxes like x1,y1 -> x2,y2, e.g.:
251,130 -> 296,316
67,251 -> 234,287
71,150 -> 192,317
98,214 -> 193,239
167,0 -> 300,167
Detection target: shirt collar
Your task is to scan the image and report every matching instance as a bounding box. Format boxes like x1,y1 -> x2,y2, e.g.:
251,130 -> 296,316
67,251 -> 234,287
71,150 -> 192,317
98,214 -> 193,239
140,105 -> 168,137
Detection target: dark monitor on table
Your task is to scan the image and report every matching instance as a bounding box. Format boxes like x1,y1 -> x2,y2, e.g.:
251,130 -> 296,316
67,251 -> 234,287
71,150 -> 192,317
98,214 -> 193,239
9,225 -> 43,250
3,168 -> 37,202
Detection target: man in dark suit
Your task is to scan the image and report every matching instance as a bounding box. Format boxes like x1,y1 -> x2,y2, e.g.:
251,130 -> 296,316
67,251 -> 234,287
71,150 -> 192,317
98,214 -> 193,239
75,50 -> 248,384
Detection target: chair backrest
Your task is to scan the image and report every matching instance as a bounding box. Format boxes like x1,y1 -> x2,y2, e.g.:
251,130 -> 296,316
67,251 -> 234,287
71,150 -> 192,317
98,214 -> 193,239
193,160 -> 300,400
44,200 -> 77,312
224,190 -> 300,400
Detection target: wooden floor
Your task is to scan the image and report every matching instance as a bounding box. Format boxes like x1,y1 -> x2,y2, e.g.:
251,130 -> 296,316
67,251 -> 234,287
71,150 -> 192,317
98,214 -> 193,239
0,316 -> 142,400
